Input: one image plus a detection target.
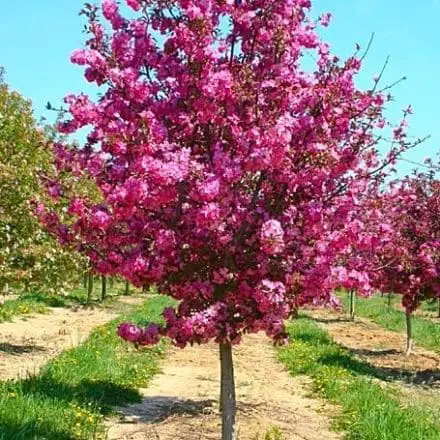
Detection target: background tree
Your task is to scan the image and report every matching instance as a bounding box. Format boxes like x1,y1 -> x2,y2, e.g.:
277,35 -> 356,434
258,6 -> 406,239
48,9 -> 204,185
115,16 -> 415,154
331,183 -> 397,321
39,1 -> 422,438
377,170 -> 439,354
0,74 -> 84,296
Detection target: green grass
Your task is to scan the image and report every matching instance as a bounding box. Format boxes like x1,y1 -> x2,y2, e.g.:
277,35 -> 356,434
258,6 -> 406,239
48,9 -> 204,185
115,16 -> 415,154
0,295 -> 173,440
279,316 -> 440,440
263,426 -> 285,440
0,296 -> 49,323
420,298 -> 440,316
341,293 -> 440,354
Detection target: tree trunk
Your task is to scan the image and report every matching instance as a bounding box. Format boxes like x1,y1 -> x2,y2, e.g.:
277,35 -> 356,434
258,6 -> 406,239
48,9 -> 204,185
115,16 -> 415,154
109,277 -> 114,289
406,312 -> 413,356
349,290 -> 356,322
101,276 -> 107,301
387,293 -> 393,308
87,272 -> 94,303
220,343 -> 237,440
83,272 -> 88,289
437,298 -> 440,319
124,281 -> 130,296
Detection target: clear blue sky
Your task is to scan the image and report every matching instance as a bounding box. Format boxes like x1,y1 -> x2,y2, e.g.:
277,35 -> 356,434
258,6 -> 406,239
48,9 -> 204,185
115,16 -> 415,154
1,1 -> 439,175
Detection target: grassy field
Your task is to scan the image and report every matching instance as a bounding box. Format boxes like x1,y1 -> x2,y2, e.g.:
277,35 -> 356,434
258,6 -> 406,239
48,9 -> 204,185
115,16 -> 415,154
340,293 -> 440,354
0,295 -> 173,440
420,298 -> 440,316
279,316 -> 440,440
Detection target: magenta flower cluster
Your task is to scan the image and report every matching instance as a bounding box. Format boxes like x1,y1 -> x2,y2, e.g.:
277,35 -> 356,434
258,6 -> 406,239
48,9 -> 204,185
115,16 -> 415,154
117,322 -> 161,345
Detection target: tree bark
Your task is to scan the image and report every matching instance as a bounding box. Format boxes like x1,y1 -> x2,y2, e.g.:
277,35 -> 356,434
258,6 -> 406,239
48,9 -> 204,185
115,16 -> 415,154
220,343 -> 237,440
87,272 -> 94,303
437,298 -> 440,319
101,276 -> 107,301
406,312 -> 413,356
349,290 -> 356,322
124,281 -> 130,296
387,293 -> 393,308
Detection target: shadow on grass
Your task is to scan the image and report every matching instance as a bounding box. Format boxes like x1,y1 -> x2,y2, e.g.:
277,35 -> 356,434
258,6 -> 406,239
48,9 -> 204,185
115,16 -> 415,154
1,381 -> 177,438
349,348 -> 401,357
0,420 -> 74,440
0,343 -> 46,355
318,351 -> 440,388
0,378 -> 140,438
19,376 -> 142,414
312,317 -> 351,324
18,293 -> 85,308
18,292 -> 120,309
292,329 -> 333,345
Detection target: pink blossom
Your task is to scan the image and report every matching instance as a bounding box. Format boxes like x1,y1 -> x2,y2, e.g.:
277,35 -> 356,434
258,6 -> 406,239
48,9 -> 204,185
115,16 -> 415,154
191,176 -> 220,202
91,209 -> 111,230
260,220 -> 285,255
138,324 -> 161,346
126,0 -> 141,11
155,229 -> 176,253
70,49 -> 87,65
68,198 -> 86,216
196,203 -> 221,229
117,322 -> 142,342
320,13 -> 332,27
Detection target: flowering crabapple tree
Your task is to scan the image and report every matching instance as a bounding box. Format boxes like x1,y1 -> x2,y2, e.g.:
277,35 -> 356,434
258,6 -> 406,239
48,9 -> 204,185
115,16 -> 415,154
37,0 -> 421,437
331,183 -> 398,321
376,169 -> 439,355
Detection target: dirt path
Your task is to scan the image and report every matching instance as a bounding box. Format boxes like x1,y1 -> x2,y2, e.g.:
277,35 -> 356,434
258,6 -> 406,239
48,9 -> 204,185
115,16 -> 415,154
106,333 -> 341,440
307,308 -> 440,387
0,296 -> 142,381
